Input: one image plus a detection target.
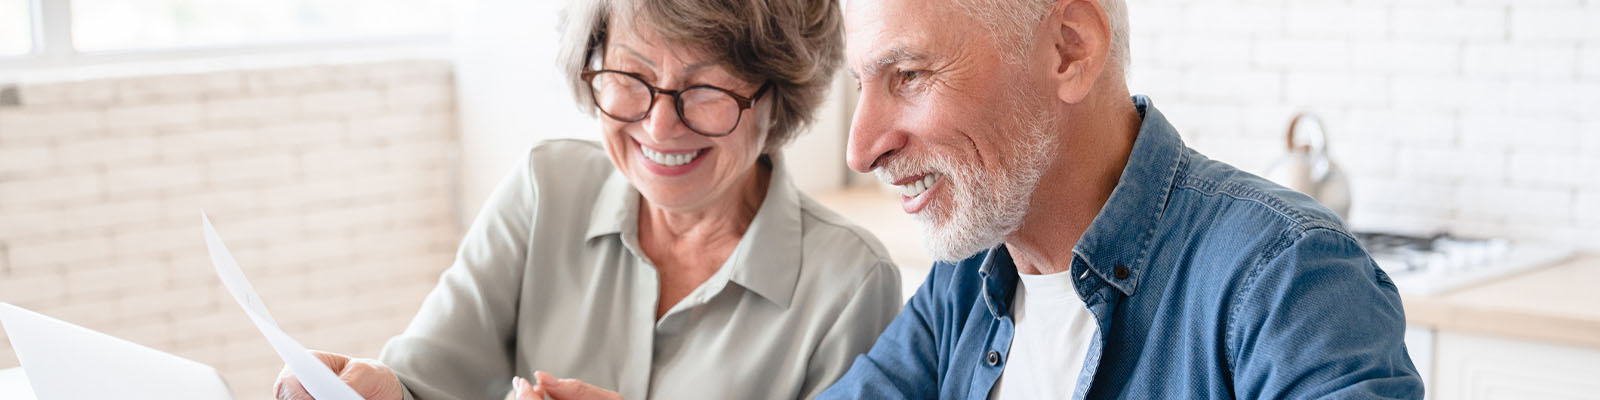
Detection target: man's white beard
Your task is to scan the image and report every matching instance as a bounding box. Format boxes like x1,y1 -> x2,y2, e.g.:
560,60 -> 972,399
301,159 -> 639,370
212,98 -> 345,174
880,84 -> 1061,263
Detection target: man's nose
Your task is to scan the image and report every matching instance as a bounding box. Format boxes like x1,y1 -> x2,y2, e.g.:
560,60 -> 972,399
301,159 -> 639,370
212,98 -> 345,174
846,92 -> 906,173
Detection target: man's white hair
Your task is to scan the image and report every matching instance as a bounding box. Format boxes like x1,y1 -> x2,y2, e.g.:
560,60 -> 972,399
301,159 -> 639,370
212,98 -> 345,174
953,0 -> 1130,73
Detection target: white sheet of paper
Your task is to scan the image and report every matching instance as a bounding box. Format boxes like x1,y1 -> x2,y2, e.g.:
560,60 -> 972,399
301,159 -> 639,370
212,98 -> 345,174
0,303 -> 233,400
202,213 -> 364,400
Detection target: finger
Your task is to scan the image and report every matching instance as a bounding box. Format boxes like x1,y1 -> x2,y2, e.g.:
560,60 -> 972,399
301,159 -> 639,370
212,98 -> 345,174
537,371 -> 616,400
514,376 -> 541,400
339,357 -> 408,400
309,350 -> 352,372
273,366 -> 291,394
533,371 -> 569,400
533,371 -> 558,395
274,367 -> 314,400
339,359 -> 380,394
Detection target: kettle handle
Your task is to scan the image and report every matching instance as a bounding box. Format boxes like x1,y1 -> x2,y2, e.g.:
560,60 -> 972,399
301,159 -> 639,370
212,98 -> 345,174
1286,113 -> 1329,155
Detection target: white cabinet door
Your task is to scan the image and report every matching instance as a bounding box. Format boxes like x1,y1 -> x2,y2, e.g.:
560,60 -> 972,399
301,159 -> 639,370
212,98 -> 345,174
1434,331 -> 1600,400
1404,326 -> 1435,399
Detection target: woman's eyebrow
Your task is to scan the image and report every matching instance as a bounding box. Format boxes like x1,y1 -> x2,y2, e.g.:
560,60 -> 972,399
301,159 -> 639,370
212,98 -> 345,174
611,43 -> 719,79
614,43 -> 656,69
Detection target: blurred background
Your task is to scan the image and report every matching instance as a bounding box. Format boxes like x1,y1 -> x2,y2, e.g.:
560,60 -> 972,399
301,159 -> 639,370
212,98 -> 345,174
0,0 -> 1596,399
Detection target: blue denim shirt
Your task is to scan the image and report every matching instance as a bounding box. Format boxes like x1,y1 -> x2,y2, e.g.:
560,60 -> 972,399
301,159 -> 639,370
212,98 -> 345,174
820,96 -> 1423,399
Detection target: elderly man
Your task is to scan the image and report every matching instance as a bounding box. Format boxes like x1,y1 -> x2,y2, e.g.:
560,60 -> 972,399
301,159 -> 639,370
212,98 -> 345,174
820,0 -> 1424,399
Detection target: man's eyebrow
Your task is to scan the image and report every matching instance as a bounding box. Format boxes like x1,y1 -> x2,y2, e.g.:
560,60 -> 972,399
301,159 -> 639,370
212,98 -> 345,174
852,46 -> 921,81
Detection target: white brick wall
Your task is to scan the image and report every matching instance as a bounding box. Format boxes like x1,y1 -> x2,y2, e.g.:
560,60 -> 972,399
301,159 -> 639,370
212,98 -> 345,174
1128,0 -> 1600,250
0,59 -> 460,399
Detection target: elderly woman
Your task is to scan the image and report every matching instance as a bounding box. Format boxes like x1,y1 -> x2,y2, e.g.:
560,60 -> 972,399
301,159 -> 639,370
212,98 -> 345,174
272,0 -> 902,399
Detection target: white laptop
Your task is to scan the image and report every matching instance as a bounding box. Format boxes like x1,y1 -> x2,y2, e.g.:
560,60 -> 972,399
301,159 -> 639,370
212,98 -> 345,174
0,302 -> 234,400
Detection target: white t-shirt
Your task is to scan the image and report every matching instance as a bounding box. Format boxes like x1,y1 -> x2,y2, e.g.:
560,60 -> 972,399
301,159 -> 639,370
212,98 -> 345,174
988,269 -> 1099,400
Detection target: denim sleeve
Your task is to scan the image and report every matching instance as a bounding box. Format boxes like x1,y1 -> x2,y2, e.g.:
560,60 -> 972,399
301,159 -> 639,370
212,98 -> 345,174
817,265 -> 944,400
1228,227 -> 1425,399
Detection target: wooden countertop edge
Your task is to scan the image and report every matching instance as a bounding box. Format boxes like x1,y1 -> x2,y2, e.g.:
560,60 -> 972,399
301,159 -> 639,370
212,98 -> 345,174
1403,294 -> 1600,349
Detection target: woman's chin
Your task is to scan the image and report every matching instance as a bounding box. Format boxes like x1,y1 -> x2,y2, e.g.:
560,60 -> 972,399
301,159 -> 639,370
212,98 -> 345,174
637,187 -> 710,211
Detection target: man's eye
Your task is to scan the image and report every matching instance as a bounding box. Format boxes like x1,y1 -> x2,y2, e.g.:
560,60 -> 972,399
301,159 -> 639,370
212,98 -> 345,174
897,70 -> 921,86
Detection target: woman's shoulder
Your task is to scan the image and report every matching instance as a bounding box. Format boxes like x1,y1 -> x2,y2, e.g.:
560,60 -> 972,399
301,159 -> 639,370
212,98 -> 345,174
520,139 -> 616,190
792,193 -> 900,285
525,139 -> 611,170
502,139 -> 622,226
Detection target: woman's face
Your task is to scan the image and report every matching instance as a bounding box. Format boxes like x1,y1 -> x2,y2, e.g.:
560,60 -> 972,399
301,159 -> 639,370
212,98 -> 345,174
597,18 -> 770,212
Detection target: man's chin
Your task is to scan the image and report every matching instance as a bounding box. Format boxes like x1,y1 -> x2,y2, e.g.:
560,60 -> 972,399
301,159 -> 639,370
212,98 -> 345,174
917,223 -> 1004,263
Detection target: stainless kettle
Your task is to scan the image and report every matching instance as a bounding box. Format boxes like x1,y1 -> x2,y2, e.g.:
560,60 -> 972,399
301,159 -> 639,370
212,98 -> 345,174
1263,113 -> 1352,222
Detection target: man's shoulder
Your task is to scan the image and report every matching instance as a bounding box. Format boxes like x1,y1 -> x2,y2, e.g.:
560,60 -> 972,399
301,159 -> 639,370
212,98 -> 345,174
1170,150 -> 1351,243
1152,149 -> 1382,308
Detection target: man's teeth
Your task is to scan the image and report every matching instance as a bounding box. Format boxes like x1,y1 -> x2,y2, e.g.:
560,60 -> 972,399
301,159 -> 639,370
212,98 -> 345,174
897,173 -> 940,197
642,147 -> 699,167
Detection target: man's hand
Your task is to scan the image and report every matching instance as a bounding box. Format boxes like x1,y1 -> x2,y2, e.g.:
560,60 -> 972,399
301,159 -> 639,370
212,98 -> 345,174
273,350 -> 405,400
509,371 -> 622,400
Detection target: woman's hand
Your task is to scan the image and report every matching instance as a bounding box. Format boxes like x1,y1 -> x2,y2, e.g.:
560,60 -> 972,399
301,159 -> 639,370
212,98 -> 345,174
273,350 -> 405,400
509,371 -> 622,400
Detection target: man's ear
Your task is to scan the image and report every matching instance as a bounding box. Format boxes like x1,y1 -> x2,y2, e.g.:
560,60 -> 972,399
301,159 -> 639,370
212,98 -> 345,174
1042,0 -> 1111,104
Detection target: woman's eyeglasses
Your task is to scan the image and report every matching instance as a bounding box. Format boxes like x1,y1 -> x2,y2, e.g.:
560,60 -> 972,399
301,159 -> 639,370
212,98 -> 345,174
581,69 -> 771,137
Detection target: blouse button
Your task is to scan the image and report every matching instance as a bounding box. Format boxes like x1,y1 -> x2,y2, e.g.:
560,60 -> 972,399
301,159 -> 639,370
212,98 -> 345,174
1114,265 -> 1130,280
986,350 -> 1001,366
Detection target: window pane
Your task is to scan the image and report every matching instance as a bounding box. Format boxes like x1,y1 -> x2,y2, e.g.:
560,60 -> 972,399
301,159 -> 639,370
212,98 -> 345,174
72,0 -> 452,52
0,0 -> 30,55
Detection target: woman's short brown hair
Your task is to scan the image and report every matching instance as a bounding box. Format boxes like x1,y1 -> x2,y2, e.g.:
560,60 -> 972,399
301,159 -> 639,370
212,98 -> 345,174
558,0 -> 844,153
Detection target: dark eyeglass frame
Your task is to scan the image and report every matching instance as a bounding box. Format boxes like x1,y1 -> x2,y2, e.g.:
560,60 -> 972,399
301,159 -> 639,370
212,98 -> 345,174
580,69 -> 772,137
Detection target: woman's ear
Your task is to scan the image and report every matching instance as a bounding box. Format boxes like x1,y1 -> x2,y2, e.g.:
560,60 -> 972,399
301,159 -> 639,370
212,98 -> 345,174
1041,0 -> 1112,104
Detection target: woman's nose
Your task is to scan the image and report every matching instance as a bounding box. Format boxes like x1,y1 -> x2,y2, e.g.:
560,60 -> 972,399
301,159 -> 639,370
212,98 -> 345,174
641,94 -> 691,142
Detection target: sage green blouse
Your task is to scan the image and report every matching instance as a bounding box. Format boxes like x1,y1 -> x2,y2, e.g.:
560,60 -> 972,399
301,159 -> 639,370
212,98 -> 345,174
378,140 -> 902,400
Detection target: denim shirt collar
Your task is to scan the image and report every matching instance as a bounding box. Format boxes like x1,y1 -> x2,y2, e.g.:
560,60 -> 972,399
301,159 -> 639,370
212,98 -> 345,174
980,96 -> 1184,316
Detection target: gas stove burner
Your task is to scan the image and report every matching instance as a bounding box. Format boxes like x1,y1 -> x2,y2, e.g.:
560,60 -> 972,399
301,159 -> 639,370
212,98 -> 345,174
1355,232 -> 1510,274
1353,231 -> 1571,295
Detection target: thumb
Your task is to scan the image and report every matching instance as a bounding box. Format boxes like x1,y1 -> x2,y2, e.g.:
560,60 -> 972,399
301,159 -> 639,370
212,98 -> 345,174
536,371 -> 611,400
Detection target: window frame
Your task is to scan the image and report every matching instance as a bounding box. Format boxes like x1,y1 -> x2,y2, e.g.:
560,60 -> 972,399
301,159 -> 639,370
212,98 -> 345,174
0,0 -> 452,69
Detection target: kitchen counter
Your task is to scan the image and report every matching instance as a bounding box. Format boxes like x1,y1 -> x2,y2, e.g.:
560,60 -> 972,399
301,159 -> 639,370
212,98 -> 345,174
1402,255 -> 1600,349
812,187 -> 1600,349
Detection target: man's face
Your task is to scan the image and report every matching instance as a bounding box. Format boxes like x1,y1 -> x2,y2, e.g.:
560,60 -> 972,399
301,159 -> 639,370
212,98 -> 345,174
845,0 -> 1062,262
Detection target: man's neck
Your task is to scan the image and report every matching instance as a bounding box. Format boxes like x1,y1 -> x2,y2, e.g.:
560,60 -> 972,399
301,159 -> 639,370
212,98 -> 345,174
1008,92 -> 1141,276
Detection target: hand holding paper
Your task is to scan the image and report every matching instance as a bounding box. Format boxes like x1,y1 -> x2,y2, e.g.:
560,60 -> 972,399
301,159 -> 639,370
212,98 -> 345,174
202,213 -> 365,400
274,350 -> 407,400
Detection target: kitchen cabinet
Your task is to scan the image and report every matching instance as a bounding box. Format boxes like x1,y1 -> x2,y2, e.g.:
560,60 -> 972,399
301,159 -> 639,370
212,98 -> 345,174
1431,331 -> 1600,399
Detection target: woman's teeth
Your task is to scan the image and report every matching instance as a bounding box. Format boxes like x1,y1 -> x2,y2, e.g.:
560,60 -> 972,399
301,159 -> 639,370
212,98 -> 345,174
642,147 -> 700,167
897,173 -> 940,197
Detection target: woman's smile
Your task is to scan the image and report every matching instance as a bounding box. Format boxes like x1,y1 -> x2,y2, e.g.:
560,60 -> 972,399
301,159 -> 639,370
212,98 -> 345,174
633,137 -> 712,177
